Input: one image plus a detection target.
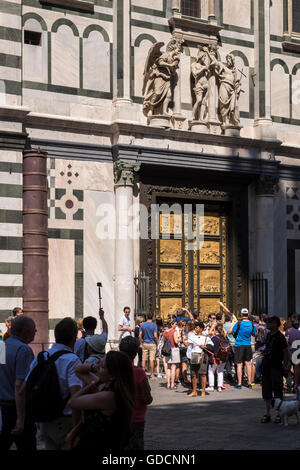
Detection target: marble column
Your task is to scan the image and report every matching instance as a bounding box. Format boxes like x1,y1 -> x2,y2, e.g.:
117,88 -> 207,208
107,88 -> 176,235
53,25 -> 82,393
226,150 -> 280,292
172,0 -> 180,13
254,176 -> 277,315
208,0 -> 216,22
23,148 -> 48,355
114,161 -> 140,338
112,0 -> 133,120
254,0 -> 276,140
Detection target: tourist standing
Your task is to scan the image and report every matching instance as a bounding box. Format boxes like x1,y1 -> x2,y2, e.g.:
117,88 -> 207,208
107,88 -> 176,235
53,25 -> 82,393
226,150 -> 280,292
0,316 -> 37,450
26,318 -> 82,450
139,313 -> 158,379
155,318 -> 167,379
119,336 -> 152,450
223,313 -> 236,382
118,306 -> 134,340
163,320 -> 180,389
230,308 -> 256,389
207,324 -> 229,392
260,316 -> 290,423
74,309 -> 108,362
186,321 -> 213,397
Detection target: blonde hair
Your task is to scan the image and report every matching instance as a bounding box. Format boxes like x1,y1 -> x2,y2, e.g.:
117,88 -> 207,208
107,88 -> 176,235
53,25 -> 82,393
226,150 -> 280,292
135,316 -> 144,326
77,318 -> 84,330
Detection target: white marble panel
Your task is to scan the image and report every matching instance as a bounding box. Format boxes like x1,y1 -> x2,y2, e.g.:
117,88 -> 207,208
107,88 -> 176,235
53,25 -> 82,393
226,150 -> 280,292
0,39 -> 22,56
83,31 -> 110,93
49,238 -> 75,319
55,160 -> 114,192
0,251 -> 22,263
292,72 -> 300,120
0,172 -> 22,185
0,274 -> 22,286
0,66 -> 21,82
132,0 -> 163,7
271,65 -> 289,118
181,53 -> 192,105
0,151 -> 22,163
0,298 -> 22,309
0,223 -> 22,237
270,0 -> 283,37
0,13 -> 20,29
0,197 -> 22,211
52,26 -> 79,88
23,30 -> 48,83
84,190 -> 115,338
223,0 -> 251,29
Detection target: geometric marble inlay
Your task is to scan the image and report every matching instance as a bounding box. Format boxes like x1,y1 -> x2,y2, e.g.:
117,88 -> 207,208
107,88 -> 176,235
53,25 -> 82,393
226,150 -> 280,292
286,203 -> 300,230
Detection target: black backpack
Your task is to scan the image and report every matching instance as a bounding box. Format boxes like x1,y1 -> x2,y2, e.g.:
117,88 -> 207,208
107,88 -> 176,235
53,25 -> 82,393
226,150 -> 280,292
255,325 -> 268,348
161,339 -> 172,357
26,350 -> 70,422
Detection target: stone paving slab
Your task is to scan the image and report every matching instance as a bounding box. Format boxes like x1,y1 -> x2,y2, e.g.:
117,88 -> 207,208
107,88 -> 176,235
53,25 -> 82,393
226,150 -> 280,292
144,378 -> 300,450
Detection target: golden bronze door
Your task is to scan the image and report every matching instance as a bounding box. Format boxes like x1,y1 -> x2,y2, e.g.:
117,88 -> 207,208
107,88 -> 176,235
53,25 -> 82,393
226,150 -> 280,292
155,206 -> 227,321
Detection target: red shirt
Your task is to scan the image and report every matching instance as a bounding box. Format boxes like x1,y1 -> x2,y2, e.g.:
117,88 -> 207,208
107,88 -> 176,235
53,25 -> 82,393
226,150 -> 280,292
163,328 -> 178,348
132,366 -> 148,423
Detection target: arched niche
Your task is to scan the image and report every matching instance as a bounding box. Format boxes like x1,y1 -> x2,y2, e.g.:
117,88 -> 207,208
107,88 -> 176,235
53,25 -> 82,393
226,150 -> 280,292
51,22 -> 79,88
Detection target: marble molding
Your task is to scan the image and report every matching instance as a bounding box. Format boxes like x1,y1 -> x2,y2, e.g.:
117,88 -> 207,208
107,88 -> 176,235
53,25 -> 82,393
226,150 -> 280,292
55,160 -> 114,192
49,238 -> 75,319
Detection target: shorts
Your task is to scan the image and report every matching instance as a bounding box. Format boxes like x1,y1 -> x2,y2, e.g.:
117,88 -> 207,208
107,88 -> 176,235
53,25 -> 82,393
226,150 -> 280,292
234,345 -> 252,363
261,366 -> 283,401
189,355 -> 209,375
142,343 -> 157,362
166,347 -> 180,364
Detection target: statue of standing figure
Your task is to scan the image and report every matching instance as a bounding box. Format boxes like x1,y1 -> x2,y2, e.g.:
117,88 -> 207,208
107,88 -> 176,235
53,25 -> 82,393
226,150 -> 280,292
212,53 -> 241,128
142,37 -> 183,124
191,46 -> 210,122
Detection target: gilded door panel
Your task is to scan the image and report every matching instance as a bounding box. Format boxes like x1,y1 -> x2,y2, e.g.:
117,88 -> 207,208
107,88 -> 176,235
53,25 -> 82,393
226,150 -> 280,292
204,216 -> 220,236
160,268 -> 182,292
199,269 -> 220,293
199,241 -> 220,264
200,298 -> 220,320
160,239 -> 182,263
160,297 -> 182,321
160,213 -> 182,235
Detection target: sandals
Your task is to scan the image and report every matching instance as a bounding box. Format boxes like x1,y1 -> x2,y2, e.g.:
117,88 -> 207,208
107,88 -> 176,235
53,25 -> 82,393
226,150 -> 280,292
261,415 -> 271,423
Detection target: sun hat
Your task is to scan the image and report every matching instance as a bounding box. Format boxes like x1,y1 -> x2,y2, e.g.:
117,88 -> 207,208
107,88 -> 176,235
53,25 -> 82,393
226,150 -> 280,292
85,334 -> 107,353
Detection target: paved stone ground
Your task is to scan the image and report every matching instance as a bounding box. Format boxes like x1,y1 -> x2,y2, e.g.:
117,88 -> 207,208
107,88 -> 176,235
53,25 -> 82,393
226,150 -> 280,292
144,378 -> 300,450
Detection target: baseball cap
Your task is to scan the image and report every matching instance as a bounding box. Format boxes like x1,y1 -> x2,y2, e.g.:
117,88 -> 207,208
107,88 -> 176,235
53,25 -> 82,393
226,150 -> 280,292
85,334 -> 107,353
241,308 -> 249,315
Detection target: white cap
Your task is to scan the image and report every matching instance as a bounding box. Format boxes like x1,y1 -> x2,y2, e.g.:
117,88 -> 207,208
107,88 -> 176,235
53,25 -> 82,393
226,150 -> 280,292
241,308 -> 249,315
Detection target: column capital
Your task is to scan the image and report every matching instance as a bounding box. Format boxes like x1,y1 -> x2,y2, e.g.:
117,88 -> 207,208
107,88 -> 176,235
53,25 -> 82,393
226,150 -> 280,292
255,174 -> 279,196
114,160 -> 141,187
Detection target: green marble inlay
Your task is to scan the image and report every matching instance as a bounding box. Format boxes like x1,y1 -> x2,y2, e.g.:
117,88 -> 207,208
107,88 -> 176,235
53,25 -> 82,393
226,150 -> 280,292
270,58 -> 289,74
51,18 -> 79,36
0,263 -> 22,275
0,184 -> 22,198
283,0 -> 289,32
0,162 -> 22,173
22,12 -> 47,31
131,0 -> 167,18
258,0 -> 265,117
23,0 -> 113,21
220,36 -> 254,49
73,208 -> 83,220
0,53 -> 21,69
2,80 -> 22,96
0,210 -> 22,223
0,26 -> 21,43
55,207 -> 66,219
0,286 -> 22,298
131,19 -> 171,33
0,237 -> 22,250
117,0 -> 124,98
73,189 -> 83,201
23,81 -> 112,99
83,24 -> 110,42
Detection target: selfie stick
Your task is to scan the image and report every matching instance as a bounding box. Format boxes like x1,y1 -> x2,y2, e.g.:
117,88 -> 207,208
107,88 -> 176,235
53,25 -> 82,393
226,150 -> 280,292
97,282 -> 102,311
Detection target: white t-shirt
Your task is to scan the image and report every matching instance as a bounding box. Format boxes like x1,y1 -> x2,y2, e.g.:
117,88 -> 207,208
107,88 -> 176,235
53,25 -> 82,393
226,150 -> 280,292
119,315 -> 132,339
186,332 -> 213,359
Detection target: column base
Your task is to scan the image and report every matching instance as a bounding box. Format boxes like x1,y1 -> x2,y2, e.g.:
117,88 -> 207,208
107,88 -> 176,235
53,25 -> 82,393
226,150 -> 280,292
222,124 -> 243,137
172,113 -> 186,130
148,114 -> 171,128
208,120 -> 222,135
112,98 -> 135,121
188,120 -> 209,133
254,119 -> 277,141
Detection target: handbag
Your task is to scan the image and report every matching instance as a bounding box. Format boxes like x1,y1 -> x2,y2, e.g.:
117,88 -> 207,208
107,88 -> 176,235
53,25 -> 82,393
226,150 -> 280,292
161,339 -> 172,357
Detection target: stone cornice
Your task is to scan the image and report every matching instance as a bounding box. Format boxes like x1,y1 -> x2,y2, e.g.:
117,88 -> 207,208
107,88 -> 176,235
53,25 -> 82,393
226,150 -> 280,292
39,0 -> 94,12
168,15 -> 222,44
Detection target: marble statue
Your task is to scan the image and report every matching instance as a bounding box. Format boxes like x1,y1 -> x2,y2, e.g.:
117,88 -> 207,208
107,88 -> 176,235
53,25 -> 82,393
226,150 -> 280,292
191,46 -> 210,122
212,53 -> 241,127
142,37 -> 183,123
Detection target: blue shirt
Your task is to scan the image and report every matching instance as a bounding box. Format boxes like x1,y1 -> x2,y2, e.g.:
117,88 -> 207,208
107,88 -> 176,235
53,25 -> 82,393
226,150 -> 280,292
74,333 -> 108,362
175,316 -> 191,323
232,321 -> 256,347
0,335 -> 34,401
140,322 -> 158,344
27,343 -> 82,416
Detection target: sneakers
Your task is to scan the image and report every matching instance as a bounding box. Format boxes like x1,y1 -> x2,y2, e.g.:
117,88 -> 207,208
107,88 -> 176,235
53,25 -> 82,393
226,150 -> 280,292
247,384 -> 253,389
217,387 -> 222,392
234,385 -> 242,389
206,386 -> 214,392
157,374 -> 163,378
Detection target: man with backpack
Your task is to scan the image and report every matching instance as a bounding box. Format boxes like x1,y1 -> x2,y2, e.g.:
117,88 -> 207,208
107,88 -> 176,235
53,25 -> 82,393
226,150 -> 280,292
26,317 -> 82,450
229,308 -> 256,389
251,315 -> 269,384
0,316 -> 37,450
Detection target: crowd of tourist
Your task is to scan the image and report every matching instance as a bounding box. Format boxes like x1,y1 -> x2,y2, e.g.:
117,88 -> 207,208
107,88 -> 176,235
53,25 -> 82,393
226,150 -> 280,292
0,303 -> 300,451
